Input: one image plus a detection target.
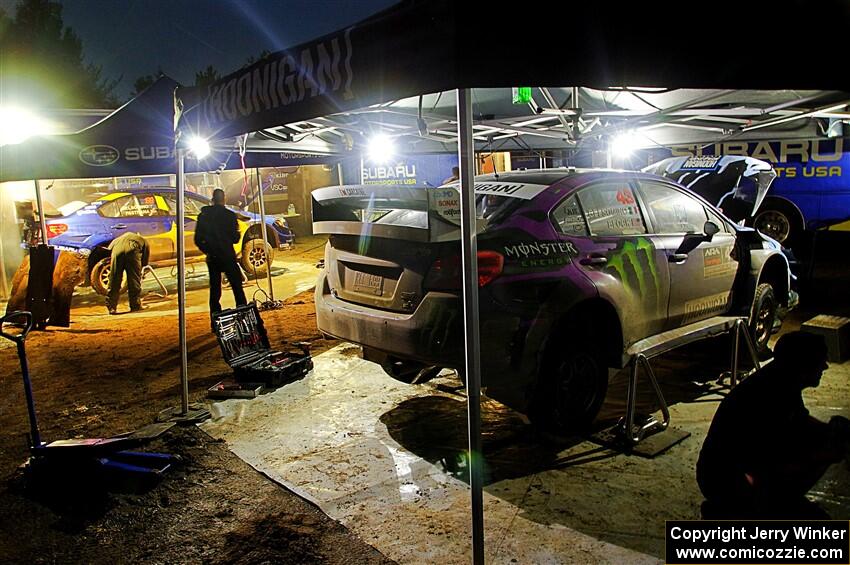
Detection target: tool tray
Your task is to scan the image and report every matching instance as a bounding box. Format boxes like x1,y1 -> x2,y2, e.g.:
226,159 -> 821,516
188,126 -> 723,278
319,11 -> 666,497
213,303 -> 313,387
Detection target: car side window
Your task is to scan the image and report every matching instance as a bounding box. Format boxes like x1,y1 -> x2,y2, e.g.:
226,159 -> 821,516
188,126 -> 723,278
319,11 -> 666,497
638,182 -> 708,234
163,194 -> 203,215
98,195 -> 141,218
136,194 -> 163,217
551,194 -> 589,236
706,207 -> 728,233
576,182 -> 647,236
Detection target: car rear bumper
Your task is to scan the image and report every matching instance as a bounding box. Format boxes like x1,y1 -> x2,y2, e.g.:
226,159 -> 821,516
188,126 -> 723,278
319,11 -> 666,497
315,271 -> 463,366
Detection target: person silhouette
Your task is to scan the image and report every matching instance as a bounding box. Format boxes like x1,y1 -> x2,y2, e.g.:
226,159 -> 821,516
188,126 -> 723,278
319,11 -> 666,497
697,331 -> 849,518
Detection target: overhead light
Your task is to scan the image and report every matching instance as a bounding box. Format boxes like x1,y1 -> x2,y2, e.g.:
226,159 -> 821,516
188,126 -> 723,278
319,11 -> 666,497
187,135 -> 211,159
0,106 -> 53,145
610,131 -> 641,158
367,134 -> 395,162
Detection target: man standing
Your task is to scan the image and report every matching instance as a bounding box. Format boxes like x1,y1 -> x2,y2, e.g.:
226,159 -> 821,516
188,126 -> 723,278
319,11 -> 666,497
697,331 -> 849,518
194,188 -> 247,330
106,232 -> 149,315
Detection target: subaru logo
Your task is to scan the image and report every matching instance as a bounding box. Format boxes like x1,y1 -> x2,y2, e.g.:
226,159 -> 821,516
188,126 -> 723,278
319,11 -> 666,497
79,145 -> 120,166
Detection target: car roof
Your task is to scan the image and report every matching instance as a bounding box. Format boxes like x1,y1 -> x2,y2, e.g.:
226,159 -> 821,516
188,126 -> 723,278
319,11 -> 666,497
475,168 -> 645,186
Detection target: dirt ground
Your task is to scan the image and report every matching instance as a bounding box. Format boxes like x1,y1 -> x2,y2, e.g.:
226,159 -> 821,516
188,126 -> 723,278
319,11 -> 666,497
0,241 -> 392,564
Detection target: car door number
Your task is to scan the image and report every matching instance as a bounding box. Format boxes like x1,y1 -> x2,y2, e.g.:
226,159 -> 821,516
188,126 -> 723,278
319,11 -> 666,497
353,272 -> 383,296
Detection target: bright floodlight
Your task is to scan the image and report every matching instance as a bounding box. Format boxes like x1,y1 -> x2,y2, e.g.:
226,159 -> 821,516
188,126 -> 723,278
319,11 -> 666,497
611,131 -> 641,158
188,135 -> 211,159
0,106 -> 52,145
367,134 -> 395,162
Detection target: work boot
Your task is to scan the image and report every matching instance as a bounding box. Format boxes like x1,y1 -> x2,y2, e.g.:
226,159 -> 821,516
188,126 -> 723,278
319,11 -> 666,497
130,302 -> 145,312
107,306 -> 117,315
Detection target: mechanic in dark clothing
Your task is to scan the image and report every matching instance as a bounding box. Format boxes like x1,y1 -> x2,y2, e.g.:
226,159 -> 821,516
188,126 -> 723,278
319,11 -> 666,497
106,232 -> 149,315
697,331 -> 850,518
194,189 -> 247,329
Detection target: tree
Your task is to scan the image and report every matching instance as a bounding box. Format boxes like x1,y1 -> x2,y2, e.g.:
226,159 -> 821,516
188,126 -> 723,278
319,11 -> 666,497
243,50 -> 271,68
194,65 -> 220,90
129,68 -> 165,99
0,0 -> 118,108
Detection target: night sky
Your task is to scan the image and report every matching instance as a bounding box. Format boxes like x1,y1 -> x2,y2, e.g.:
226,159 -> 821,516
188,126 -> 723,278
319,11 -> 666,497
2,0 -> 399,102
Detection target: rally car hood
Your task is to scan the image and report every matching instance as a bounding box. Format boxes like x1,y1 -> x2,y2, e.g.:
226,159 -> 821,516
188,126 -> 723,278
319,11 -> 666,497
642,155 -> 775,221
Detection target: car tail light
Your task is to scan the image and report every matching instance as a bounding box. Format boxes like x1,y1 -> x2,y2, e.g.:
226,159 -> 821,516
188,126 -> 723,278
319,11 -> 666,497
476,251 -> 504,287
46,224 -> 68,238
425,250 -> 504,290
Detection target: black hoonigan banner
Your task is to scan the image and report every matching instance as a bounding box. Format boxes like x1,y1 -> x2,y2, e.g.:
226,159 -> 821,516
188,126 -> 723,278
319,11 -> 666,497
176,1 -> 456,141
666,520 -> 850,564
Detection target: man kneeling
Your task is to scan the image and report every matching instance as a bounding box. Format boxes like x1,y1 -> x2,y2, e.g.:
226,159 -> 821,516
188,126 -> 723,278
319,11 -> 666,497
697,331 -> 849,518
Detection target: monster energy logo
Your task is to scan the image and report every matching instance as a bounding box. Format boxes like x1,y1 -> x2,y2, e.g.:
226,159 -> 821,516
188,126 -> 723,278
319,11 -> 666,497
605,238 -> 662,308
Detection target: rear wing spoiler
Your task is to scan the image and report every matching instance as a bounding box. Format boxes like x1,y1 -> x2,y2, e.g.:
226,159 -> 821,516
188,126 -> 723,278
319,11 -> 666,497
311,184 -> 467,242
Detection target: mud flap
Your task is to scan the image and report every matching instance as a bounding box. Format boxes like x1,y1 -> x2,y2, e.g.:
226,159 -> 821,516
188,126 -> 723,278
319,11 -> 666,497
25,245 -> 54,329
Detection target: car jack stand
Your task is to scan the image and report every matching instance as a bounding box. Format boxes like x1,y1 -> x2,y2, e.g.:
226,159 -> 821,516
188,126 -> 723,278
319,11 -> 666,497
717,318 -> 762,388
2,311 -> 177,492
591,316 -> 757,457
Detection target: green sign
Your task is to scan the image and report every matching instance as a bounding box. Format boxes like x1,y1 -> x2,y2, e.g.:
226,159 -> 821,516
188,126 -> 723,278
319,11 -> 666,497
512,87 -> 532,105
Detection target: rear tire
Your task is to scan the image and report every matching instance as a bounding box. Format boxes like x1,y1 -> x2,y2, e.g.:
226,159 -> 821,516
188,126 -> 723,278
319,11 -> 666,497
240,238 -> 274,278
530,339 -> 608,440
749,283 -> 777,354
90,258 -> 126,296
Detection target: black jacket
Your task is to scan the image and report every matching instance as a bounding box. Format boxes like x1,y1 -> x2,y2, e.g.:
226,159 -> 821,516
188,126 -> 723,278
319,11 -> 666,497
109,232 -> 150,266
194,204 -> 240,260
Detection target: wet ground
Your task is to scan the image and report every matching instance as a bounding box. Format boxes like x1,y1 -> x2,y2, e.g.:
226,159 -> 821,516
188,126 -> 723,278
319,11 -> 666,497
200,329 -> 850,563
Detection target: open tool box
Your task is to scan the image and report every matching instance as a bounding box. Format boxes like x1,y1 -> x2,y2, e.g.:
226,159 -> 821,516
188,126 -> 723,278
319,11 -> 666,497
211,303 -> 313,390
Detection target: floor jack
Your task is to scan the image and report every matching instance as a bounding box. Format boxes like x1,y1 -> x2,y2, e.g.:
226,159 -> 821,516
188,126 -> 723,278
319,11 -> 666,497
1,311 -> 178,493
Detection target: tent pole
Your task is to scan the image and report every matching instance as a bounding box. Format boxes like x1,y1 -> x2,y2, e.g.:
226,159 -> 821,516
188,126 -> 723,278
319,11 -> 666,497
177,149 -> 189,414
254,169 -> 274,301
457,88 -> 484,565
34,180 -> 48,244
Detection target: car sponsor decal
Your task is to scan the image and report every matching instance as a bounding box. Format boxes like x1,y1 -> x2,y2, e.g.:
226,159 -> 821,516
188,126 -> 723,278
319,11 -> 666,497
430,188 -> 461,225
682,291 -> 731,325
441,182 -> 549,200
604,237 -> 662,309
703,245 -> 737,279
680,156 -> 722,171
502,240 -> 577,270
79,145 -> 120,167
337,186 -> 367,197
473,182 -> 548,200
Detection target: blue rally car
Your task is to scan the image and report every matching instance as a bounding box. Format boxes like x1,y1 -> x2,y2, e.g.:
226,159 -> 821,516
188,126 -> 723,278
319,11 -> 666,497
44,188 -> 294,294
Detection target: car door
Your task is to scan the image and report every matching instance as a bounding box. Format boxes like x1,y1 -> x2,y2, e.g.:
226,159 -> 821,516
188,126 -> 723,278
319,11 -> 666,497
557,180 -> 671,346
97,194 -> 172,262
161,193 -> 203,257
636,180 -> 739,329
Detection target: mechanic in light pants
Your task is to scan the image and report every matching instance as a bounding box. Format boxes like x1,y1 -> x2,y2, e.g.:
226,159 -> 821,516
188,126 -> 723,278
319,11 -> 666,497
106,232 -> 149,315
194,188 -> 247,331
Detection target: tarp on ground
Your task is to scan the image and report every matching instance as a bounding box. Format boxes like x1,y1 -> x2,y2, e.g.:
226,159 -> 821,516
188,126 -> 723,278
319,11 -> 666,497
175,0 -> 850,142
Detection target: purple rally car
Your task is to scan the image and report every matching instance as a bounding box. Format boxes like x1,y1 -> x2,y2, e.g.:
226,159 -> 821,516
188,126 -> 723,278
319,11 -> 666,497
311,170 -> 792,433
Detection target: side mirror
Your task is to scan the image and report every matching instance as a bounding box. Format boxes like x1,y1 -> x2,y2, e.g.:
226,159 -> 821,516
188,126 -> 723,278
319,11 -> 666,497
676,221 -> 721,255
